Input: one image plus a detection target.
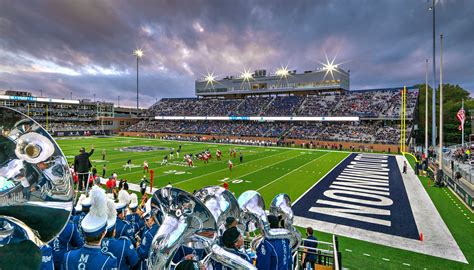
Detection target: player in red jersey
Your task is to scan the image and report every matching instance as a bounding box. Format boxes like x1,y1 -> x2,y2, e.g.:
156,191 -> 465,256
143,160 -> 149,173
228,160 -> 233,171
187,158 -> 193,167
216,150 -> 222,161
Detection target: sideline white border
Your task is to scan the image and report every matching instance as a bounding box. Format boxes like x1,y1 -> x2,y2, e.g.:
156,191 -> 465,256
292,155 -> 467,263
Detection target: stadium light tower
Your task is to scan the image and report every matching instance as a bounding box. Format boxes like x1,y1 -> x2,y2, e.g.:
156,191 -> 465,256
275,65 -> 291,87
425,59 -> 429,157
134,48 -> 144,118
318,55 -> 345,81
240,68 -> 253,89
429,0 -> 437,149
438,33 -> 444,171
204,72 -> 217,89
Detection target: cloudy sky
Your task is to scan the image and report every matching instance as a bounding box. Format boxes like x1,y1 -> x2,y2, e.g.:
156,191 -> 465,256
0,0 -> 472,107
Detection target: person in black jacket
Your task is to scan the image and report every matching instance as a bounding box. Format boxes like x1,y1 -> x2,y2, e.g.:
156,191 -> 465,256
74,146 -> 94,191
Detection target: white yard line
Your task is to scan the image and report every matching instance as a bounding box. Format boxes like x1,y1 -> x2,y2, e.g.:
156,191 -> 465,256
256,152 -> 331,191
228,153 -> 307,181
292,153 -> 351,205
172,150 -> 293,185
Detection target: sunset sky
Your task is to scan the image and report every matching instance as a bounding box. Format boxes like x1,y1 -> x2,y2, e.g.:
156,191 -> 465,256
0,0 -> 472,107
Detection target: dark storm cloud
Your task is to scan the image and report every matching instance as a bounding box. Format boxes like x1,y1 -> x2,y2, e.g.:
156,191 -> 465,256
0,0 -> 473,107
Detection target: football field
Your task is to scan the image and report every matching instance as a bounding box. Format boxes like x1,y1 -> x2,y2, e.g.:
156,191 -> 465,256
57,136 -> 347,206
56,136 -> 473,270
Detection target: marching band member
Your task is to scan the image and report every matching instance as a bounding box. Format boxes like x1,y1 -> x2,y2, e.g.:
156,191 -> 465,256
61,186 -> 117,269
51,218 -> 84,269
101,199 -> 138,270
214,227 -> 252,270
256,215 -> 292,270
136,207 -> 159,270
115,191 -> 134,241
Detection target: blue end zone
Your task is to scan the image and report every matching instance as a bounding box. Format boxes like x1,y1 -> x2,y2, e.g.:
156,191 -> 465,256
293,153 -> 419,240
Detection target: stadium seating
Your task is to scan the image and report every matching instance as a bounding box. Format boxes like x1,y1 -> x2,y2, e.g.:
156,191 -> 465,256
146,88 -> 418,119
127,120 -> 408,145
129,88 -> 418,145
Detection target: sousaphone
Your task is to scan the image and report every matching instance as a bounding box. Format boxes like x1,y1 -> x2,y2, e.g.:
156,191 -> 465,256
0,107 -> 74,248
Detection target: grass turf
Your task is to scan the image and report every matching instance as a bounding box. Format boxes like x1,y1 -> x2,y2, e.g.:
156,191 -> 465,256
56,136 -> 473,269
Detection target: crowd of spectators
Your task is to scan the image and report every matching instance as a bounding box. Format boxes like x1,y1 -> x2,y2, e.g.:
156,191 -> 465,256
298,95 -> 341,116
127,120 -> 407,145
8,101 -> 113,122
146,88 -> 419,118
446,146 -> 471,164
262,96 -> 303,116
43,122 -> 102,132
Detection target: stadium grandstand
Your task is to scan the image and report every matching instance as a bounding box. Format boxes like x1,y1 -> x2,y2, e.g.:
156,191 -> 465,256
124,68 -> 419,152
0,90 -> 146,136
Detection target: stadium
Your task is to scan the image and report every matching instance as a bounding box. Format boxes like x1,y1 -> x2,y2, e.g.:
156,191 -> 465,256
0,1 -> 473,270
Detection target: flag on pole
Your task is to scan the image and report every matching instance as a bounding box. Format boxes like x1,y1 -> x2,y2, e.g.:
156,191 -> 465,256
456,108 -> 465,131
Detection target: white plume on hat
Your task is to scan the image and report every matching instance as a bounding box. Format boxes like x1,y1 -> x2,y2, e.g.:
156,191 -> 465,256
106,198 -> 116,230
88,186 -> 107,219
81,186 -> 108,236
118,190 -> 130,205
75,194 -> 86,211
129,193 -> 138,209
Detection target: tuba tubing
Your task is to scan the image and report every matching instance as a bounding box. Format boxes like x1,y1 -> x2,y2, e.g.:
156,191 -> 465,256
270,193 -> 302,253
238,191 -> 296,253
148,187 -> 217,269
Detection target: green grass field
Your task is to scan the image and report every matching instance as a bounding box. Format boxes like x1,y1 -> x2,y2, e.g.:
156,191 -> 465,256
56,136 -> 473,270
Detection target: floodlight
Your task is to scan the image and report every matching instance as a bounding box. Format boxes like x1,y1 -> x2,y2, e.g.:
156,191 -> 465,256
134,49 -> 144,58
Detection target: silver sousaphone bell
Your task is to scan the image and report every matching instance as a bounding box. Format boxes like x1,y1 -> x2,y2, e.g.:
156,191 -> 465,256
194,186 -> 257,270
0,107 -> 74,248
238,191 -> 295,251
270,193 -> 302,253
194,186 -> 241,234
148,187 -> 217,269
